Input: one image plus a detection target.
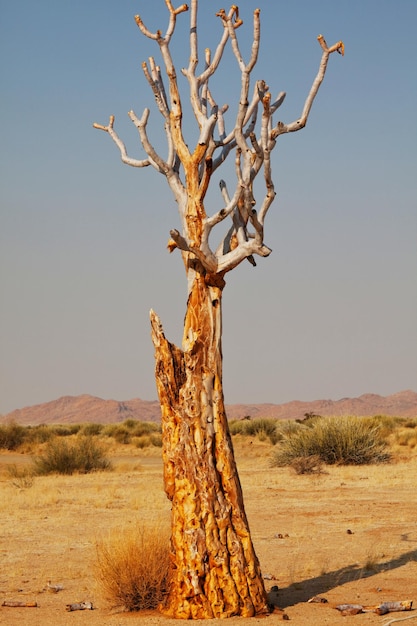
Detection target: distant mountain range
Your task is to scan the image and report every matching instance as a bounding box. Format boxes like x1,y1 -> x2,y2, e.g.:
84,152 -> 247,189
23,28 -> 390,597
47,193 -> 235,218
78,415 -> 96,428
2,390 -> 416,425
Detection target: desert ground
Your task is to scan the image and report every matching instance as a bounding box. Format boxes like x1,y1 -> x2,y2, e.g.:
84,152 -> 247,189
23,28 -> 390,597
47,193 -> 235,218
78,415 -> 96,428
1,439 -> 416,626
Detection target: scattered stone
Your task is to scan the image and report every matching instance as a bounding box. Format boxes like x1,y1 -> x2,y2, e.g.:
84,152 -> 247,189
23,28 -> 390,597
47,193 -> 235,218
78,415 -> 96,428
66,601 -> 94,611
336,601 -> 413,616
336,604 -> 363,616
268,584 -> 280,610
45,581 -> 64,593
308,595 -> 328,603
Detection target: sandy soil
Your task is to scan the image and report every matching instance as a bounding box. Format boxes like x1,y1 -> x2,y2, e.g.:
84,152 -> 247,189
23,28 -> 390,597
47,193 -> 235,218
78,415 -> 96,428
1,441 -> 416,625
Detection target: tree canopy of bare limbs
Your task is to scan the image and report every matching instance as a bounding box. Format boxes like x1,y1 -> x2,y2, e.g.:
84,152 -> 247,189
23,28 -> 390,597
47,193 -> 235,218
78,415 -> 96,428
94,1 -> 343,619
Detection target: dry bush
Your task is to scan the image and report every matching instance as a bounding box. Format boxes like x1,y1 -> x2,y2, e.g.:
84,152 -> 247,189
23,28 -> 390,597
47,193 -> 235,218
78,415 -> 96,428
367,415 -> 406,439
134,433 -> 163,448
271,415 -> 390,467
81,422 -> 104,436
290,455 -> 324,475
229,418 -> 280,444
32,436 -> 112,475
149,433 -> 163,447
102,420 -> 161,445
95,523 -> 170,611
394,426 -> 417,449
7,463 -> 35,488
134,435 -> 152,449
0,420 -> 26,450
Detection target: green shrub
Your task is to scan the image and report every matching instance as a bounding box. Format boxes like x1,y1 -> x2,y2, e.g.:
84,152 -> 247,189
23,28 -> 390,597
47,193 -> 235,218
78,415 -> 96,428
271,416 -> 390,467
32,436 -> 112,475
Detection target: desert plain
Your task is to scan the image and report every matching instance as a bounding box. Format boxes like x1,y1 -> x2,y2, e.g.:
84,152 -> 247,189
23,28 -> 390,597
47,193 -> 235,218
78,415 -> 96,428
1,438 -> 416,626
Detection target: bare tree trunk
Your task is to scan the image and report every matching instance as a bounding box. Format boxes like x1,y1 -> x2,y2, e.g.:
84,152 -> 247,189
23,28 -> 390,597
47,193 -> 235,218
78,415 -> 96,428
150,268 -> 269,619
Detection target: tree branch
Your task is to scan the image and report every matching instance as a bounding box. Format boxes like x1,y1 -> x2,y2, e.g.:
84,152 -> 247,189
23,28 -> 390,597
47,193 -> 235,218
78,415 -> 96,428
128,109 -> 171,174
134,3 -> 188,45
93,116 -> 151,168
95,4 -> 343,278
142,58 -> 170,120
272,35 -> 344,138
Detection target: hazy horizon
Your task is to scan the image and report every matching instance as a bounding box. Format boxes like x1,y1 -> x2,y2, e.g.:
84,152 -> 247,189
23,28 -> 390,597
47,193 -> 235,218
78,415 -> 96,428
4,389 -> 416,418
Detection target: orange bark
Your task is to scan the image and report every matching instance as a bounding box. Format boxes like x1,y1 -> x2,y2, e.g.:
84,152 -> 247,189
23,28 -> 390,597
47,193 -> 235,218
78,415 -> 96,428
150,269 -> 269,619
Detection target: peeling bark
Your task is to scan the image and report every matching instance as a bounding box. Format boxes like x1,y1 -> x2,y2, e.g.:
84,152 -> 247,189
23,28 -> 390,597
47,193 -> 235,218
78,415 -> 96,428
150,271 -> 269,619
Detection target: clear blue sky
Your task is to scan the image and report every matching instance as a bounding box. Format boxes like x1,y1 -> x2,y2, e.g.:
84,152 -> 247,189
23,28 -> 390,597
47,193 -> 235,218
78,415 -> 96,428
1,1 -> 416,414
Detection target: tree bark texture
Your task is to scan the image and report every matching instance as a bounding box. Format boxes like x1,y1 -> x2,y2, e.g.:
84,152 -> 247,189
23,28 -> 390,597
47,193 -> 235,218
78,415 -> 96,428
150,269 -> 269,619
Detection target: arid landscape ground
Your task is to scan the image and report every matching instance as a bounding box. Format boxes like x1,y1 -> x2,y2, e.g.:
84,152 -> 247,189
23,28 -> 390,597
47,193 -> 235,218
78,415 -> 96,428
1,435 -> 416,626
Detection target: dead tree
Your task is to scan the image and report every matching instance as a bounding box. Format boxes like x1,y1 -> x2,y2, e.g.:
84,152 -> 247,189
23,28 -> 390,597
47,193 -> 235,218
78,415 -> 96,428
94,2 -> 343,618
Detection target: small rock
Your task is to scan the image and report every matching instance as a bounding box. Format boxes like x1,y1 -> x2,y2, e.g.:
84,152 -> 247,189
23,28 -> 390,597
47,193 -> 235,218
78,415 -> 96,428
66,601 -> 94,612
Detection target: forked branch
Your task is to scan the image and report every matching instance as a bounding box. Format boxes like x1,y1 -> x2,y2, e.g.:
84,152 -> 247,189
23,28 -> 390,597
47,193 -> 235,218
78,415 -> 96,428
272,35 -> 344,137
93,116 -> 151,168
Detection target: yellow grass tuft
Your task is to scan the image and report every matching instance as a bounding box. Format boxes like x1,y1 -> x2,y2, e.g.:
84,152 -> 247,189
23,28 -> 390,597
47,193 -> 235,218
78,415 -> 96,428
95,522 -> 170,611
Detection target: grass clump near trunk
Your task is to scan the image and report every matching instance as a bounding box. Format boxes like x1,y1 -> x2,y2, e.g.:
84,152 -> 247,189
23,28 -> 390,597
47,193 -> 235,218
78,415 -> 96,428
32,436 -> 112,475
272,415 -> 390,467
95,523 -> 170,611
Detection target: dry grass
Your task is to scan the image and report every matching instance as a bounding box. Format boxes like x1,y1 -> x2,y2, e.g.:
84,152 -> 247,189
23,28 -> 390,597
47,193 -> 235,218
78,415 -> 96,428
289,454 -> 324,475
0,430 -> 417,625
32,436 -> 112,475
272,415 -> 390,466
95,523 -> 170,611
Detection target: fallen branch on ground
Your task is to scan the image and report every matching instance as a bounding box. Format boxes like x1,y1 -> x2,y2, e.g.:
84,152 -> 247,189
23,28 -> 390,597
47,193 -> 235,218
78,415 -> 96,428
336,601 -> 413,616
2,601 -> 38,607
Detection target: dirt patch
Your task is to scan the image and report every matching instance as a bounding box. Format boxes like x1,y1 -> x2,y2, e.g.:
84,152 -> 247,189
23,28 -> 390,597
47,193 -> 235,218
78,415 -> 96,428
1,443 -> 416,625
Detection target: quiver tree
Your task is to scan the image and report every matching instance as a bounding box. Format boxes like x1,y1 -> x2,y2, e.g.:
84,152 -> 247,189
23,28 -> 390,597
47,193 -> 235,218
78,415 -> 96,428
94,2 -> 343,619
